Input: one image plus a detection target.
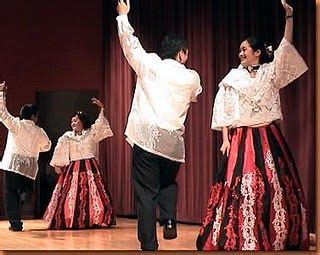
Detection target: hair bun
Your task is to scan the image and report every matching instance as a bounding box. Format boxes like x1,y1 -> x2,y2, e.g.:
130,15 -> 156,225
264,44 -> 273,54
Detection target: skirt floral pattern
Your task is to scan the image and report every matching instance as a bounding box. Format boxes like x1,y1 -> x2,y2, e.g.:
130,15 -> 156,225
43,158 -> 115,230
196,123 -> 309,251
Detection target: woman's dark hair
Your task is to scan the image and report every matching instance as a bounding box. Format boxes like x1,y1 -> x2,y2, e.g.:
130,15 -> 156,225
72,111 -> 93,130
160,34 -> 188,60
245,36 -> 274,64
20,104 -> 38,120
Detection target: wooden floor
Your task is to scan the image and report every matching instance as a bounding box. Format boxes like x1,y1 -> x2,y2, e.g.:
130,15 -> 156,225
0,218 -> 316,253
0,218 -> 199,251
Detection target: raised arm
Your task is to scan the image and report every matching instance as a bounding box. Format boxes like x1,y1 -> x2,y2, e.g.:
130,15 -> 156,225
271,1 -> 307,89
90,97 -> 113,142
281,0 -> 293,43
0,82 -> 20,134
116,0 -> 159,76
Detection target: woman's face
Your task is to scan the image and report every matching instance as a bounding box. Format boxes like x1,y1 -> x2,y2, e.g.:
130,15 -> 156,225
71,115 -> 84,134
238,40 -> 261,67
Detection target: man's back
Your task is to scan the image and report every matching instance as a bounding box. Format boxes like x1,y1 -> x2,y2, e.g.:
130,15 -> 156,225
0,91 -> 51,179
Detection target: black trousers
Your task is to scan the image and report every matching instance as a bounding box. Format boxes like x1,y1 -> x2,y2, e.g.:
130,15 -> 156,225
4,171 -> 33,228
132,145 -> 181,251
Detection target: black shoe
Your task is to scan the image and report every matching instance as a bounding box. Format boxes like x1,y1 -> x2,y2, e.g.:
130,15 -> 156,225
163,219 -> 177,240
9,226 -> 23,232
9,221 -> 23,232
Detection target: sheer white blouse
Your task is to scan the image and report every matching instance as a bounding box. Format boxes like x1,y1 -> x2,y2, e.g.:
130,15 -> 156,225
50,111 -> 113,167
211,38 -> 308,130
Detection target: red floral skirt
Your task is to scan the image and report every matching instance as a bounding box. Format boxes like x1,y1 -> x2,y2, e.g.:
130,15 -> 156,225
43,158 -> 115,230
197,123 -> 309,251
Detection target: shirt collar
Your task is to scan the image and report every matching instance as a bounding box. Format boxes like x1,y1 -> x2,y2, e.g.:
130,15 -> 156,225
163,58 -> 186,68
21,119 -> 36,125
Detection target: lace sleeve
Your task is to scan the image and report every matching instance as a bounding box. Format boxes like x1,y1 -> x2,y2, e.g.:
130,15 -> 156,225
90,111 -> 113,143
273,38 -> 308,89
211,83 -> 240,131
50,133 -> 70,167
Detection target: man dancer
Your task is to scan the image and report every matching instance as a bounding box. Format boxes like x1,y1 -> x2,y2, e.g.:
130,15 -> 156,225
0,82 -> 51,231
116,0 -> 202,250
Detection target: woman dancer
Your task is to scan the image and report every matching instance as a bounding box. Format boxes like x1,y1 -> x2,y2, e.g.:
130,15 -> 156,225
44,98 -> 115,230
197,0 -> 309,250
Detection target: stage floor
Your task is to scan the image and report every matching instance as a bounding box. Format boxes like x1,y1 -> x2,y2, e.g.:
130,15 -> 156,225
0,218 -> 316,252
0,218 -> 199,250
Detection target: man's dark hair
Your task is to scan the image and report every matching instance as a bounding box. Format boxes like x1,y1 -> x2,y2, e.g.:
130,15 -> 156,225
19,104 -> 38,120
72,111 -> 93,130
160,34 -> 188,60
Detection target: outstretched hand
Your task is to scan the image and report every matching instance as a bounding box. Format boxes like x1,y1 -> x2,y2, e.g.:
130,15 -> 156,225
0,81 -> 7,92
91,97 -> 104,109
281,0 -> 293,16
117,0 -> 130,15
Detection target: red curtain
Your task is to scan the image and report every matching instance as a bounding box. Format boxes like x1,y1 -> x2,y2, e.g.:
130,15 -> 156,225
103,0 -> 315,231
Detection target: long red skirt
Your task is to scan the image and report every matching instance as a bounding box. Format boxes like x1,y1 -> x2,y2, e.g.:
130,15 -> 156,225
43,158 -> 115,230
197,123 -> 309,250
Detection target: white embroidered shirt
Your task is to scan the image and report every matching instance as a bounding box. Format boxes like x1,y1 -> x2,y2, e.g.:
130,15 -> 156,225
0,92 -> 52,179
117,14 -> 202,162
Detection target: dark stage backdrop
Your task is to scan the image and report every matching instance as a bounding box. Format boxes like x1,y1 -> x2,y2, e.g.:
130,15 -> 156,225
0,0 -> 315,232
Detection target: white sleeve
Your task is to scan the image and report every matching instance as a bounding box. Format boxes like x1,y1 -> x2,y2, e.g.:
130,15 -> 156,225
90,111 -> 113,143
38,128 -> 51,152
211,83 -> 240,131
190,71 -> 203,102
116,14 -> 161,77
273,38 -> 308,89
50,133 -> 70,167
0,92 -> 21,134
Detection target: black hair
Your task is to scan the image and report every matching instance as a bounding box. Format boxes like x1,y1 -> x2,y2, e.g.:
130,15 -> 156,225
245,36 -> 274,64
72,111 -> 93,130
19,104 -> 38,120
160,34 -> 188,60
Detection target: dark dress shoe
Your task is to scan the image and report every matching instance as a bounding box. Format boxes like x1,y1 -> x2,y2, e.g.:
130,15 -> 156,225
9,226 -> 23,232
163,219 -> 177,240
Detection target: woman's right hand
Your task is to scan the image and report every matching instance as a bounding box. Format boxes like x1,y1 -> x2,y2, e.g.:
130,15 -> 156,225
281,0 -> 293,16
220,140 -> 231,157
54,166 -> 62,174
91,97 -> 104,109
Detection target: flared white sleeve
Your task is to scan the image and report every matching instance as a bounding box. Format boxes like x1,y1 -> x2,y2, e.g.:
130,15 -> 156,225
273,38 -> 308,89
90,111 -> 113,143
211,83 -> 240,131
50,133 -> 70,167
